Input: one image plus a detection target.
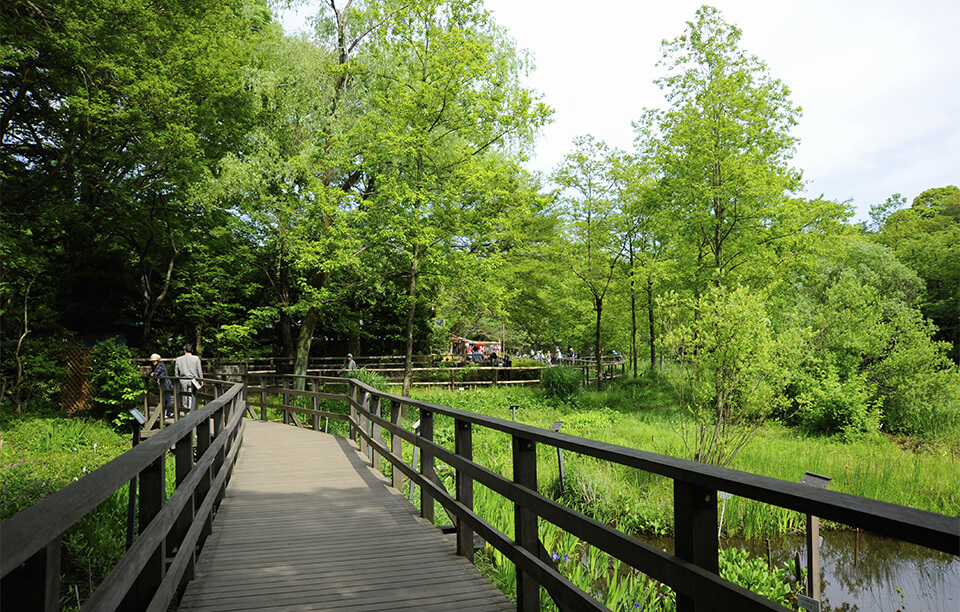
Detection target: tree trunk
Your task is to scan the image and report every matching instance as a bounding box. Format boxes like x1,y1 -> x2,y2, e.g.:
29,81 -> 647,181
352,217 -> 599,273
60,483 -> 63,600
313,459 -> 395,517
629,243 -> 638,378
594,296 -> 603,391
294,306 -> 322,391
140,246 -> 177,345
401,252 -> 420,397
647,274 -> 656,373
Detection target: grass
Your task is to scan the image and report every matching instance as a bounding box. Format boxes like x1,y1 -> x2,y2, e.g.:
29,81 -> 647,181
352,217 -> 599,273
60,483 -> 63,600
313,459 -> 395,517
408,382 -> 960,538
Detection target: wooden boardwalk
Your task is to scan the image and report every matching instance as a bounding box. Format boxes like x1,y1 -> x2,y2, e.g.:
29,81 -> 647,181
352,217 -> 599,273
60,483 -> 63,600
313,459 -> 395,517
177,419 -> 514,612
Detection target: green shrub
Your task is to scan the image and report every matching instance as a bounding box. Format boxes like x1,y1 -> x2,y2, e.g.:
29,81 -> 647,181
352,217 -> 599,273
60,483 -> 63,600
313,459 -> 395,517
719,547 -> 803,607
342,368 -> 391,393
541,366 -> 582,398
796,368 -> 882,441
88,340 -> 145,428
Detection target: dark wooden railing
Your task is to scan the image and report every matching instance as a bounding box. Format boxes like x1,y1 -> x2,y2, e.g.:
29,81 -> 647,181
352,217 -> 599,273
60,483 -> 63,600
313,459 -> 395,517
249,374 -> 959,612
5,373 -> 957,611
0,379 -> 245,612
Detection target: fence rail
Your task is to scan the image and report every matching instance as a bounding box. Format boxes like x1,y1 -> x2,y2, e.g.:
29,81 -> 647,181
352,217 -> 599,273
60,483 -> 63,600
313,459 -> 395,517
6,373 -> 956,612
1,380 -> 245,612
249,374 -> 959,612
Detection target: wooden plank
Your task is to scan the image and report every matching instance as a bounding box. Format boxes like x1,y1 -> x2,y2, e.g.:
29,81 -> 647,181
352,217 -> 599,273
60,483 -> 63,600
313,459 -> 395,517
177,420 -> 512,612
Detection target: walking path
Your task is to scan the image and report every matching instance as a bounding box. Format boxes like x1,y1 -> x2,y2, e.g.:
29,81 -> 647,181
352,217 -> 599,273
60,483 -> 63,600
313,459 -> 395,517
178,419 -> 513,611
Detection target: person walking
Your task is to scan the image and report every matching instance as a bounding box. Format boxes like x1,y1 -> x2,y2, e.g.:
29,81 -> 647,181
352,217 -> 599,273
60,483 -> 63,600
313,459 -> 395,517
174,344 -> 203,412
149,353 -> 174,418
338,353 -> 357,375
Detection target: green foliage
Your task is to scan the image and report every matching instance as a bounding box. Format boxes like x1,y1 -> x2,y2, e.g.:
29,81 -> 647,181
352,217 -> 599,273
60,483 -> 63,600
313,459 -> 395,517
88,340 -> 145,427
341,368 -> 391,394
718,547 -> 802,607
540,366 -> 583,398
796,368 -> 882,441
661,285 -> 799,466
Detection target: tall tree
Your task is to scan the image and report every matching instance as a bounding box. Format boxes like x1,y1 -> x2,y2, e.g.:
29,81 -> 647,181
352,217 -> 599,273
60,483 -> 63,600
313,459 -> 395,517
552,136 -> 628,390
362,0 -> 550,395
637,5 -> 803,294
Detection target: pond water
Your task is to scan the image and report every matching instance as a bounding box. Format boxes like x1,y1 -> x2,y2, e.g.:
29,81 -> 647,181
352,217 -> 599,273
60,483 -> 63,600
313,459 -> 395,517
645,530 -> 959,611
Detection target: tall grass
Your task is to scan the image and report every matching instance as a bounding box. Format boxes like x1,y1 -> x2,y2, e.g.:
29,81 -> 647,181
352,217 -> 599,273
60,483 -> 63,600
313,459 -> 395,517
410,384 -> 960,538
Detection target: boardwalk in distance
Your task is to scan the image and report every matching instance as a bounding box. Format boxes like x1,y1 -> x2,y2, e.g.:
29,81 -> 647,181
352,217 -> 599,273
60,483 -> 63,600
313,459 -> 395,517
178,419 -> 513,611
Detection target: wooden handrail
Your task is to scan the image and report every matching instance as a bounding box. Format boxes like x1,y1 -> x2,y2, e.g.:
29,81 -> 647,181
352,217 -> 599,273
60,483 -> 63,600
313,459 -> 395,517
254,374 -> 957,612
1,381 -> 245,611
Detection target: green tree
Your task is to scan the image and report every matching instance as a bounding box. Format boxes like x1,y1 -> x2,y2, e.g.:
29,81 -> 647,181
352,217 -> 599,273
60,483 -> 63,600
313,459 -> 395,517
876,186 -> 960,361
552,136 -> 629,389
1,0 -> 268,405
661,284 -> 799,466
637,5 -> 802,293
361,0 -> 550,395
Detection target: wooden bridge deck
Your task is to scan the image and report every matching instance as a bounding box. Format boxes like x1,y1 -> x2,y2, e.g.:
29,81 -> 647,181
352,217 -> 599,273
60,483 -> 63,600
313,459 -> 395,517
177,419 -> 514,611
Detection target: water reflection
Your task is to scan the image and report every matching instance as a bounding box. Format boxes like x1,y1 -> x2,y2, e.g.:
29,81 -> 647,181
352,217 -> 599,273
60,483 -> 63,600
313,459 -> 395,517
645,530 -> 959,611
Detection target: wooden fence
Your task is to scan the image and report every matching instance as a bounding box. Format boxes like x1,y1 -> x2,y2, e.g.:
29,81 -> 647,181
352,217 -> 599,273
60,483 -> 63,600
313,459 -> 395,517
1,380 -> 245,612
248,374 -> 959,612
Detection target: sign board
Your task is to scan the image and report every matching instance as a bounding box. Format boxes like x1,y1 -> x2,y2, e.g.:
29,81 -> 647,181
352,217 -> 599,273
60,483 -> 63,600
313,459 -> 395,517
719,491 -> 732,500
128,408 -> 146,425
801,472 -> 832,488
797,594 -> 820,612
551,421 -> 563,432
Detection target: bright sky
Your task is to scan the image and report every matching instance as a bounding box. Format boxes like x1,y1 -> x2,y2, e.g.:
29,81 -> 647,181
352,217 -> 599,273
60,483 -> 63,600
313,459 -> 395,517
279,1 -> 960,222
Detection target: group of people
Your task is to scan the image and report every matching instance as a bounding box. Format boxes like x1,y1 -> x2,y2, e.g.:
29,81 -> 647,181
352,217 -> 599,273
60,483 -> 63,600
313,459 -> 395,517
148,344 -> 204,418
523,347 -> 577,365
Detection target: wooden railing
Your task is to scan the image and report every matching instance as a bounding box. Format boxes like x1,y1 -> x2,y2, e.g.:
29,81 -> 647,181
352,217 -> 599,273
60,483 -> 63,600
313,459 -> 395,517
250,374 -> 959,612
0,379 -> 245,612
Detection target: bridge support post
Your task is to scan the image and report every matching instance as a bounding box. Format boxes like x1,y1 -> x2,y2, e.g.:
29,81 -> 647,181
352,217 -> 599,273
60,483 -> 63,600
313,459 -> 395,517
128,455 -> 165,611
312,379 -> 320,431
0,536 -> 60,612
196,419 -> 213,546
391,400 -> 403,490
455,419 -> 475,562
359,390 -> 369,457
370,395 -> 382,467
349,384 -> 357,441
674,480 -> 719,612
513,435 -> 539,612
168,429 -> 196,597
420,409 -> 435,524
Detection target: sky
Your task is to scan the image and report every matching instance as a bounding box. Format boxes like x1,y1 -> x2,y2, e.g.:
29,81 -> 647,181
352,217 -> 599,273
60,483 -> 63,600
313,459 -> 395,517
278,0 -> 960,222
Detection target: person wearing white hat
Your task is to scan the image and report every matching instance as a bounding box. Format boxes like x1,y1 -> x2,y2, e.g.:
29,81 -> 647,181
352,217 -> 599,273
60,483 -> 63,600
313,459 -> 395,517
338,353 -> 357,375
149,353 -> 174,417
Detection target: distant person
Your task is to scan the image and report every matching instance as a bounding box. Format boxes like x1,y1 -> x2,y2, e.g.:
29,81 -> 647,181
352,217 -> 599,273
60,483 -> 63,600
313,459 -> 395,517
174,344 -> 203,412
338,353 -> 357,375
149,353 -> 174,417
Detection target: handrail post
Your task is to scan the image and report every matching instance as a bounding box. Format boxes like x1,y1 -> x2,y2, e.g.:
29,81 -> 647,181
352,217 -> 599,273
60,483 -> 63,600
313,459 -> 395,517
513,435 -> 539,611
391,400 -> 403,490
213,407 -> 226,508
167,428 -> 196,594
134,454 -> 166,609
455,418 -> 475,562
259,375 -> 267,421
371,395 -> 382,468
1,536 -> 61,612
311,379 -> 320,431
282,376 -> 290,425
420,409 -> 435,524
349,383 -> 358,441
358,390 -> 369,455
674,479 -> 719,612
196,417 -> 213,546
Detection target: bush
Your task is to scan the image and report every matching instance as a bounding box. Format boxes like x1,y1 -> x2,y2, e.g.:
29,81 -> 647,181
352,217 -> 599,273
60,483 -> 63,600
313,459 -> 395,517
342,368 -> 391,393
796,368 -> 882,441
541,366 -> 582,398
88,340 -> 145,427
